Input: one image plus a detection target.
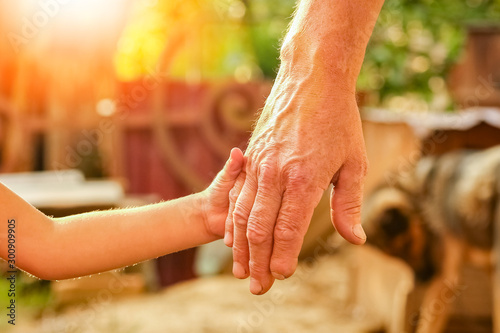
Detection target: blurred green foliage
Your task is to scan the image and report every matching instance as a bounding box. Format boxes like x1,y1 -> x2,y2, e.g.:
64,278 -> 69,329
0,272 -> 53,329
247,0 -> 296,77
360,0 -> 500,108
246,0 -> 500,108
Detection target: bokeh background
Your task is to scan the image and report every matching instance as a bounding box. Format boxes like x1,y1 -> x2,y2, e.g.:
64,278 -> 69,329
1,0 -> 500,332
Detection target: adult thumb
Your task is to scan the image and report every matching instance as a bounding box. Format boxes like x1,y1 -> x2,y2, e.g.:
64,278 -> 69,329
330,159 -> 367,245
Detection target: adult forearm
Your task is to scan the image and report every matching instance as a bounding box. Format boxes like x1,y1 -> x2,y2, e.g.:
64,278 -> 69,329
281,0 -> 385,92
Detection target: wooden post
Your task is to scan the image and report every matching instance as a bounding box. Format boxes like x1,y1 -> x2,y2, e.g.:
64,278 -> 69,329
494,191 -> 500,333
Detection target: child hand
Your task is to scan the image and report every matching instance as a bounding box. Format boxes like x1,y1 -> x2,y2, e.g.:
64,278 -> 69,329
202,148 -> 245,238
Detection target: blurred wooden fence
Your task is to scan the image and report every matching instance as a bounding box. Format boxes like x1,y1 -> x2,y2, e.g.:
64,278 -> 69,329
116,80 -> 271,286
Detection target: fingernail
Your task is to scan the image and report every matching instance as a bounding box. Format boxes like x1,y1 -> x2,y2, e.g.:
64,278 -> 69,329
272,272 -> 285,280
250,278 -> 263,295
233,262 -> 246,278
352,224 -> 366,241
224,232 -> 233,246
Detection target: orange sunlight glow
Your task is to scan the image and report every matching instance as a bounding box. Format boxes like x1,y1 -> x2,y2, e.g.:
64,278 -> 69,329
5,0 -> 131,51
53,0 -> 129,32
0,0 -> 135,120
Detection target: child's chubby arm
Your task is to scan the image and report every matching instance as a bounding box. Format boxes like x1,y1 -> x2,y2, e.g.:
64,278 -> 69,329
0,148 -> 244,280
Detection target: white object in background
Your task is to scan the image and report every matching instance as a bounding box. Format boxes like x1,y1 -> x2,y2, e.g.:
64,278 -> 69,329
195,240 -> 232,276
0,170 -> 124,208
0,169 -> 85,187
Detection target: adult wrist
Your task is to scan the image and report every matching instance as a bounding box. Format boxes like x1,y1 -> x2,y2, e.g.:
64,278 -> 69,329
279,37 -> 359,96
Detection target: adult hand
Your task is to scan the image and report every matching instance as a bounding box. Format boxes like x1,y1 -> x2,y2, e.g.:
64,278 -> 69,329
224,69 -> 368,295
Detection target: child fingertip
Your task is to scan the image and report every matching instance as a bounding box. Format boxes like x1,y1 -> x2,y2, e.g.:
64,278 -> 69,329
229,148 -> 243,164
230,148 -> 240,158
228,148 -> 236,162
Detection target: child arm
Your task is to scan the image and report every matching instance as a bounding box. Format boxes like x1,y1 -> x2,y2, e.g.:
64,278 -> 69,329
0,148 -> 244,280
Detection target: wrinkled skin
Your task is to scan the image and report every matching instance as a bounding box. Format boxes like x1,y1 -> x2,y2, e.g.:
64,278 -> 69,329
225,67 -> 369,294
223,0 -> 385,295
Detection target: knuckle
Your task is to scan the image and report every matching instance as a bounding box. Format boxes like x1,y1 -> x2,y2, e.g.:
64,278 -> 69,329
258,162 -> 277,181
274,220 -> 304,243
246,226 -> 269,246
256,163 -> 280,196
229,187 -> 240,203
232,244 -> 248,258
346,205 -> 362,217
338,200 -> 362,216
233,201 -> 250,216
283,166 -> 311,191
249,260 -> 269,276
233,210 -> 249,229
